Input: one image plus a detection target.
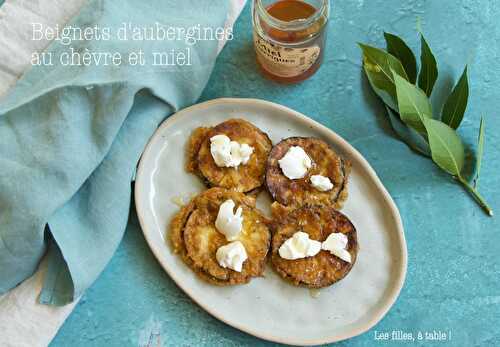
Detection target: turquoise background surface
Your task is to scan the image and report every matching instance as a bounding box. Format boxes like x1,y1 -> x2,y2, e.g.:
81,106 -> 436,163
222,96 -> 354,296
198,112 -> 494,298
5,0 -> 498,346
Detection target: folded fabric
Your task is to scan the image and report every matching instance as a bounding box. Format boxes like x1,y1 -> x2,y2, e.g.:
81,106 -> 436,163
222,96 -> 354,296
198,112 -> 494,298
0,0 -> 229,305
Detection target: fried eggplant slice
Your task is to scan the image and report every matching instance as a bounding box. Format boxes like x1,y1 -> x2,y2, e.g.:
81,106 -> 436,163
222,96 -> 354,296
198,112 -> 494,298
271,206 -> 358,288
266,137 -> 351,209
170,188 -> 271,285
189,119 -> 272,192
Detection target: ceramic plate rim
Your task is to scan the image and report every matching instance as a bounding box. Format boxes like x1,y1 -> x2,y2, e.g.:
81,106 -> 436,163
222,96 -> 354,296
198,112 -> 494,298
135,97 -> 408,346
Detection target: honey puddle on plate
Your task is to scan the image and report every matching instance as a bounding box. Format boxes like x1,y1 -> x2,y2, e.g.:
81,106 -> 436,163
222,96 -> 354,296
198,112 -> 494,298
171,192 -> 198,207
309,288 -> 321,299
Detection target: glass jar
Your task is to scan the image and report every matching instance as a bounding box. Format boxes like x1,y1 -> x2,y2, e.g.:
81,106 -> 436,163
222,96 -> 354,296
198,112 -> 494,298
252,0 -> 329,83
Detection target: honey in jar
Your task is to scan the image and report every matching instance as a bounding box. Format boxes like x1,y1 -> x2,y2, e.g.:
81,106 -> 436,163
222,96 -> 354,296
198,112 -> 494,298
252,0 -> 329,83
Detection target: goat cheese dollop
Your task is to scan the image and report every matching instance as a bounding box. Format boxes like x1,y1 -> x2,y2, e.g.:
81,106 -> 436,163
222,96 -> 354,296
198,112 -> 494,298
216,241 -> 248,272
215,199 -> 243,241
321,233 -> 352,263
279,231 -> 321,260
210,134 -> 254,168
310,174 -> 333,192
278,146 -> 312,179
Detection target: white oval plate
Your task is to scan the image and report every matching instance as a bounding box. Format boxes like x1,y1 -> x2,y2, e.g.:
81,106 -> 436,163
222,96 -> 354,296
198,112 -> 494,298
135,98 -> 407,346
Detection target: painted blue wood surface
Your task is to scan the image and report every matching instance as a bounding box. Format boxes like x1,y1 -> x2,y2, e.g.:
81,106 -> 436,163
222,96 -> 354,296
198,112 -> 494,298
40,1 -> 500,346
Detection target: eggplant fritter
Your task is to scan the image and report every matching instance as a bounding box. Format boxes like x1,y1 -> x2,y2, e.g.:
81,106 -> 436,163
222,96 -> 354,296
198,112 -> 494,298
266,137 -> 351,209
271,205 -> 358,288
170,188 -> 271,285
186,119 -> 273,192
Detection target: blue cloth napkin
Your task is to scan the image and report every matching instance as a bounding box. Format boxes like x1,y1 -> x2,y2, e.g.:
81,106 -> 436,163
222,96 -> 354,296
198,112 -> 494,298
0,0 -> 229,305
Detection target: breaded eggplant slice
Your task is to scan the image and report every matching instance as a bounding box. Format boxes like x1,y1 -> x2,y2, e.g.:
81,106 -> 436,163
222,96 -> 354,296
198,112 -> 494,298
271,206 -> 358,288
170,188 -> 271,285
266,137 -> 351,209
187,119 -> 272,192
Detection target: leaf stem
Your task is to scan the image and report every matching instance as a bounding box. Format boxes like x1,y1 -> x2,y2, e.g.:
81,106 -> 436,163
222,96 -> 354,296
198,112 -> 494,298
458,176 -> 494,216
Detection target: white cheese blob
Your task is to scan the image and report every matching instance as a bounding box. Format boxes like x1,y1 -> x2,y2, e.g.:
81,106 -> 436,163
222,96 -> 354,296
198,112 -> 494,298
210,134 -> 232,166
278,146 -> 312,180
237,143 -> 254,165
310,174 -> 334,192
210,134 -> 254,168
215,199 -> 243,241
216,241 -> 248,272
322,233 -> 352,263
279,231 -> 321,260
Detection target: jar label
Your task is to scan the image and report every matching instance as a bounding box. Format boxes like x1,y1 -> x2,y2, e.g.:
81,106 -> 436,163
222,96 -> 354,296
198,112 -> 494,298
254,35 -> 320,78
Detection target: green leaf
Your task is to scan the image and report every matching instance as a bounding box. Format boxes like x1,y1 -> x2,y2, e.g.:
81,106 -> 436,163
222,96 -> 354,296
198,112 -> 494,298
384,32 -> 418,83
393,72 -> 433,133
423,118 -> 465,176
418,34 -> 438,97
474,116 -> 485,187
359,43 -> 409,111
442,66 -> 469,129
385,106 -> 431,156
